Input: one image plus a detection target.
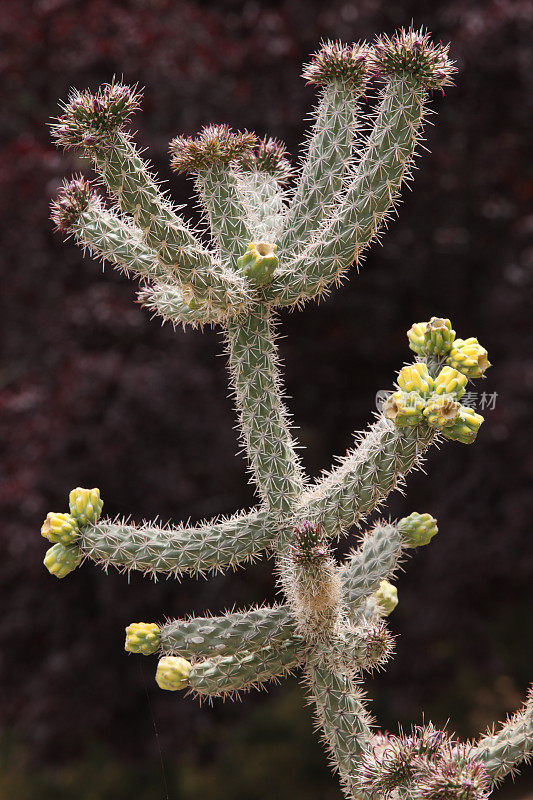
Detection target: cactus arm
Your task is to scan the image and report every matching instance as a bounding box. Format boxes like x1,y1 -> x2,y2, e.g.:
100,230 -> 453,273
73,410 -> 434,580
306,662 -> 374,798
160,605 -> 301,659
280,521 -> 343,641
341,522 -> 406,613
52,180 -> 229,328
473,687 -> 533,786
265,76 -> 427,306
136,281 -> 225,328
170,127 -> 258,261
278,42 -> 370,259
302,415 -> 435,537
194,165 -> 254,259
156,617 -> 392,697
76,511 -> 276,577
159,521 -> 407,658
159,608 -> 388,665
224,305 -> 305,515
235,138 -> 292,242
236,170 -> 287,242
187,643 -> 300,699
277,81 -> 362,258
93,132 -> 209,261
77,410 -> 433,580
94,133 -> 251,310
52,178 -> 169,282
52,87 -> 252,310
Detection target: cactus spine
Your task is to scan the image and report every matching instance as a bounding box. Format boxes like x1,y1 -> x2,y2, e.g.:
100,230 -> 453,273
45,27 -> 529,799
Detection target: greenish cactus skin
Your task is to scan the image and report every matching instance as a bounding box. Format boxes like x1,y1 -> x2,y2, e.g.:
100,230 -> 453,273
45,25 -> 530,799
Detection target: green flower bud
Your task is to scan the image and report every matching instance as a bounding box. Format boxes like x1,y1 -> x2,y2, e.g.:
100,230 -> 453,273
397,363 -> 434,398
43,543 -> 82,579
446,337 -> 491,379
423,394 -> 460,430
125,622 -> 161,655
434,366 -> 467,399
399,512 -> 438,548
373,580 -> 398,617
155,656 -> 192,691
383,390 -> 426,427
41,512 -> 79,545
69,487 -> 103,526
441,406 -> 484,444
423,317 -> 456,355
407,322 -> 427,355
237,241 -> 278,286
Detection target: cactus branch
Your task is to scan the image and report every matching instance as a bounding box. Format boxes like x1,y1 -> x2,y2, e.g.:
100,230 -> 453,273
266,75 -> 428,306
51,177 -> 169,282
187,642 -> 299,699
236,139 -> 292,241
474,687 -> 533,786
277,42 -> 370,260
170,125 -> 257,259
306,662 -> 375,797
77,511 -> 276,577
225,305 -> 305,515
304,414 -> 435,537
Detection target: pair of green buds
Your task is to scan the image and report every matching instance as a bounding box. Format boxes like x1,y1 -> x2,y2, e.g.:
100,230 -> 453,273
384,318 -> 489,444
373,511 -> 439,616
41,488 -> 103,578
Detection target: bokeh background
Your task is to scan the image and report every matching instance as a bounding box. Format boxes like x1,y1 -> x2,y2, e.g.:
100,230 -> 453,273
2,0 -> 533,797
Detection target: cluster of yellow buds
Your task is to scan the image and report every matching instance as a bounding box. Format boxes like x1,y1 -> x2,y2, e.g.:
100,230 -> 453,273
41,488 -> 103,579
407,317 -> 491,379
384,321 -> 489,445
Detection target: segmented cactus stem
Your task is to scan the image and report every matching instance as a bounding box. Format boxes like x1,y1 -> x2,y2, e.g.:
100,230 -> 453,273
45,27 -> 523,800
225,305 -> 304,515
474,687 -> 533,786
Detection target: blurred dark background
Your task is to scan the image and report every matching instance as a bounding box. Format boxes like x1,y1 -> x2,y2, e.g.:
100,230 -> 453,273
1,0 -> 533,797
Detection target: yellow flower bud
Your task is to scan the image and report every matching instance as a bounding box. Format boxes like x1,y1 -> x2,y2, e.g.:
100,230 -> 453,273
156,656 -> 192,691
125,623 -> 161,655
69,487 -> 103,526
41,512 -> 79,545
397,363 -> 434,397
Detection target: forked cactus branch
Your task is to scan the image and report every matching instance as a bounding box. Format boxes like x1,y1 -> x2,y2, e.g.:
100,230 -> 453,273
44,27 -> 531,799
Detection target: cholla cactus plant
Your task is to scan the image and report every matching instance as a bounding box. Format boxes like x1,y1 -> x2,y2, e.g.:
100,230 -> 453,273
46,27 -> 532,799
